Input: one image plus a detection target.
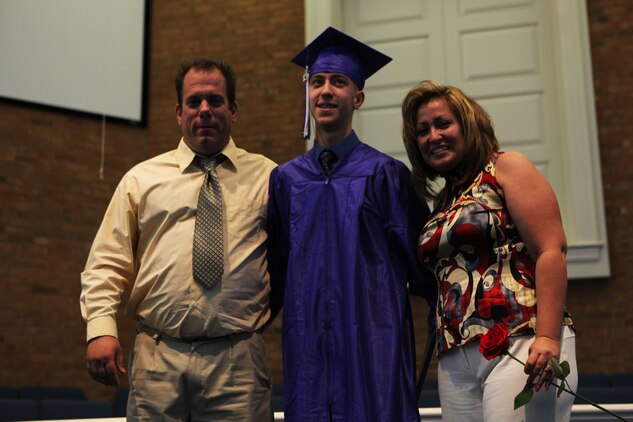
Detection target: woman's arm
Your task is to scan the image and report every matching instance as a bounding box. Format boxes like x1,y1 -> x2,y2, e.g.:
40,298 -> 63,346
496,151 -> 568,387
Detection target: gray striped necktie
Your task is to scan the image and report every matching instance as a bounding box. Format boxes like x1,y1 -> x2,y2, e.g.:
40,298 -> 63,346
192,155 -> 225,289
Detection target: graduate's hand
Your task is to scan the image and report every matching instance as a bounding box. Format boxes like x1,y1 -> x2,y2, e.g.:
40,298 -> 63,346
86,335 -> 126,387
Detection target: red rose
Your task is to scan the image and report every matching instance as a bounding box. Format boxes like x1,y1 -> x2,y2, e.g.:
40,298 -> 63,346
479,322 -> 510,360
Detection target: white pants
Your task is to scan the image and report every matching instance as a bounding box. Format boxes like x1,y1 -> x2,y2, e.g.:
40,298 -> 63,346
438,326 -> 577,422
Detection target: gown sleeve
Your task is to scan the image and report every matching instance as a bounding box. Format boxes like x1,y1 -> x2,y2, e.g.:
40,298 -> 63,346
379,160 -> 438,319
266,167 -> 289,322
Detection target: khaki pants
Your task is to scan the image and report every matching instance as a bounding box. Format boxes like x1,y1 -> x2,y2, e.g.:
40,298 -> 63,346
127,330 -> 272,422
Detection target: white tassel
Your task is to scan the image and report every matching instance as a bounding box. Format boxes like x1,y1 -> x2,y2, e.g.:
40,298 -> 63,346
301,66 -> 311,140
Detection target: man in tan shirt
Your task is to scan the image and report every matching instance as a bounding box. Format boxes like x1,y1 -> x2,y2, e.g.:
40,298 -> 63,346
80,58 -> 276,421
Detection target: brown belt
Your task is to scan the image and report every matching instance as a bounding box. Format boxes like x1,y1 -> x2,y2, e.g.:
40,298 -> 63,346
137,324 -> 258,344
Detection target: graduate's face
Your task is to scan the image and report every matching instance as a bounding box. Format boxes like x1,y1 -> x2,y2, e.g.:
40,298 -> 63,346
415,97 -> 466,175
309,72 -> 364,133
176,68 -> 238,156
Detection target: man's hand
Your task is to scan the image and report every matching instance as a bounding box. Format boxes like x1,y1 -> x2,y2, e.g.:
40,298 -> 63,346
86,335 -> 126,386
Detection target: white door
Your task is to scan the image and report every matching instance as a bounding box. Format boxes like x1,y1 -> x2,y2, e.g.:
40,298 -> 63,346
344,0 -> 563,206
305,0 -> 609,278
342,0 -> 445,165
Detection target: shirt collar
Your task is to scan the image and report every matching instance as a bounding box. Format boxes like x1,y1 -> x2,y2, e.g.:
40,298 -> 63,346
313,130 -> 361,161
177,137 -> 238,173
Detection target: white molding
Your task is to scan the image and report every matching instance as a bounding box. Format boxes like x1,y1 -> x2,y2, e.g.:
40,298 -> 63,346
273,404 -> 633,421
304,0 -> 341,40
550,0 -> 610,278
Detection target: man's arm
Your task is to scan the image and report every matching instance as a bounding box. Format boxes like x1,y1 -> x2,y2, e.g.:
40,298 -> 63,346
80,177 -> 138,386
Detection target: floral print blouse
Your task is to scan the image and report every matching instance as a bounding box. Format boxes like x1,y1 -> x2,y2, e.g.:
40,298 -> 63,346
419,153 -> 573,356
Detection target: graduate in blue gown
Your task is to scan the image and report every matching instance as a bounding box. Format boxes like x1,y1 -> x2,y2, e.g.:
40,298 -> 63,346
267,27 -> 436,422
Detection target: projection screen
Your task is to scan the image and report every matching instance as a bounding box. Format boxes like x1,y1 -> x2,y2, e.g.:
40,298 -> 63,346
0,0 -> 148,124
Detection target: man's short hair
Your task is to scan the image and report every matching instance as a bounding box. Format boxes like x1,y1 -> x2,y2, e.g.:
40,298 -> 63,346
175,58 -> 236,106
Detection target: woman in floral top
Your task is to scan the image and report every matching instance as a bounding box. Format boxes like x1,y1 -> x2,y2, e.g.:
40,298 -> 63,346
401,80 -> 576,421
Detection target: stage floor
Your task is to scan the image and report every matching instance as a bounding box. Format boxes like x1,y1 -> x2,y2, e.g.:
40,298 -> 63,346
20,404 -> 633,422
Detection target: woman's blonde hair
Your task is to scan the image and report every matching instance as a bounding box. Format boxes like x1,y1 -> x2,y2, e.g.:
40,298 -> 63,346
401,80 -> 499,201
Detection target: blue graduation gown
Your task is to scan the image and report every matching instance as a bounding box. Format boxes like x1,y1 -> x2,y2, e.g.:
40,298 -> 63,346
268,136 -> 434,422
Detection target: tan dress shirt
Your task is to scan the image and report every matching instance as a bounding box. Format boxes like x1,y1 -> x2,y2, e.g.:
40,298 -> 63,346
80,138 -> 277,341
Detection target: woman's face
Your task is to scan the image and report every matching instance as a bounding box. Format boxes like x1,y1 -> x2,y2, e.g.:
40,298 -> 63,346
415,97 -> 466,175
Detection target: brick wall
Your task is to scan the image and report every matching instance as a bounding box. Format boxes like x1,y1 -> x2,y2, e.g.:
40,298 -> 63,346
564,0 -> 633,373
0,0 -> 631,405
0,0 -> 304,402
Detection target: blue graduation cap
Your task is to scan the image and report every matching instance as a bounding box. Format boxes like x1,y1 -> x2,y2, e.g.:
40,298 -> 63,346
291,26 -> 392,139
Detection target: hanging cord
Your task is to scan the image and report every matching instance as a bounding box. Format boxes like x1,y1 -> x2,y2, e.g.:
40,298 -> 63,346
99,114 -> 106,180
301,66 -> 311,140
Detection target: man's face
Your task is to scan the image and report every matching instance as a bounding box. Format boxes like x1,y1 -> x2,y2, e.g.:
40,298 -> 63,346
308,72 -> 364,134
176,68 -> 237,156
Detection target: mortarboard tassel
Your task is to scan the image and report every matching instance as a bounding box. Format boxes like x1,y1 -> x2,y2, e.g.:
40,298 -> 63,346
302,66 -> 311,140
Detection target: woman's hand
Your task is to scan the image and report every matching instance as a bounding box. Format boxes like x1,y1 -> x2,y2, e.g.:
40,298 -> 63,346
524,335 -> 560,391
